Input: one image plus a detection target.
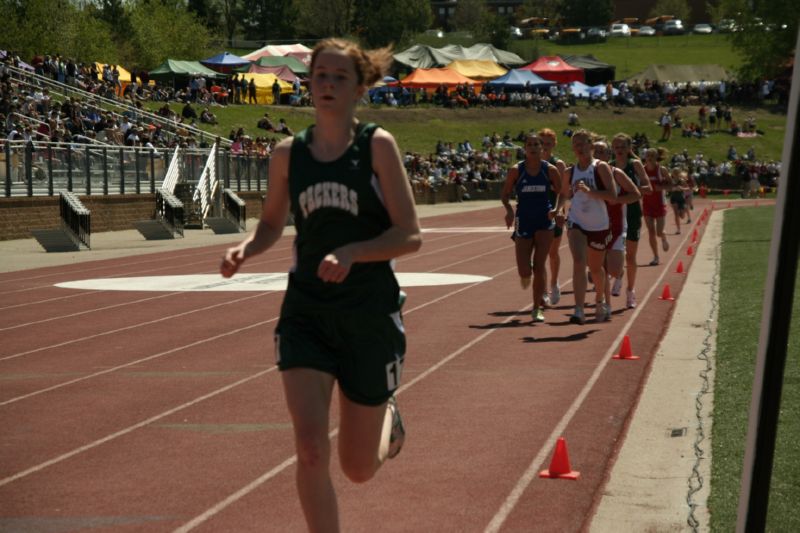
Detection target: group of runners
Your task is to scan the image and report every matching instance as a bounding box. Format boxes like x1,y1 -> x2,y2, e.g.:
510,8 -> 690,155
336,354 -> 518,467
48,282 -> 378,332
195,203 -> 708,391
501,127 -> 696,324
219,36 -> 701,532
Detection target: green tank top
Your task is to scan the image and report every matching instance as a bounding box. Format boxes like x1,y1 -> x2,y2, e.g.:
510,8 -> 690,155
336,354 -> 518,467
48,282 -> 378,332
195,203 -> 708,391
281,122 -> 399,315
613,157 -> 642,220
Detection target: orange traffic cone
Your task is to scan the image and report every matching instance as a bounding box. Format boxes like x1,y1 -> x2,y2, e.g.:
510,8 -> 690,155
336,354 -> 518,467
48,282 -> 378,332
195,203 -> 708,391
692,229 -> 698,243
659,283 -> 675,301
613,335 -> 640,360
539,437 -> 580,480
676,260 -> 684,274
687,245 -> 694,256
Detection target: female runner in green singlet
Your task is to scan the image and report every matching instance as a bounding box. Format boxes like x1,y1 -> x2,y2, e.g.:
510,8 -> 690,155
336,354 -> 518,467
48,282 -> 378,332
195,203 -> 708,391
221,39 -> 421,532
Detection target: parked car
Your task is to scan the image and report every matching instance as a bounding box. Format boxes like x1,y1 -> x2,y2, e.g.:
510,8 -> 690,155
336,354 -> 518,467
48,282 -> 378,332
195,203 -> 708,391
609,23 -> 631,37
693,23 -> 713,34
637,25 -> 657,36
586,27 -> 607,38
662,19 -> 685,35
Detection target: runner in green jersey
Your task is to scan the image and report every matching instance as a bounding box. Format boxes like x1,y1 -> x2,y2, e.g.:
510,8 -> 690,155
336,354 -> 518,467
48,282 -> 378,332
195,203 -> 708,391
611,133 -> 651,308
221,38 -> 421,532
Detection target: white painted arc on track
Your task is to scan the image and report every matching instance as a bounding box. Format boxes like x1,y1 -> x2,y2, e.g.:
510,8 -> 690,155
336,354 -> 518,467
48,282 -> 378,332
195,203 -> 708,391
55,273 -> 491,292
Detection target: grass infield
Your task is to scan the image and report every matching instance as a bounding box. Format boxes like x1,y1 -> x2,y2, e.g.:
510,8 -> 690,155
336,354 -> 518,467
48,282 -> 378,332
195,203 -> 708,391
166,104 -> 787,167
710,206 -> 800,531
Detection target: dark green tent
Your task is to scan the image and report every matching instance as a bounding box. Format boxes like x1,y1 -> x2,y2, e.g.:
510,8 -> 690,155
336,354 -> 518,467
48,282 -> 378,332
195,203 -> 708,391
560,55 -> 616,85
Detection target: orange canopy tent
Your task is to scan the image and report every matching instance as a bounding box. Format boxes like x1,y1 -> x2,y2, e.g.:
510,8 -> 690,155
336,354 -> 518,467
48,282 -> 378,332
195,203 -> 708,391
394,68 -> 481,92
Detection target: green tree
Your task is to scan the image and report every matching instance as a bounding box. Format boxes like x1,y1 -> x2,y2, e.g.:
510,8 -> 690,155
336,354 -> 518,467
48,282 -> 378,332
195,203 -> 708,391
649,0 -> 691,22
452,0 -> 489,36
126,0 -> 212,68
521,0 -> 562,23
239,0 -> 298,41
720,0 -> 800,79
294,0 -> 355,38
487,14 -> 511,49
353,0 -> 433,48
0,0 -> 116,62
187,0 -> 223,34
219,0 -> 239,45
560,0 -> 612,27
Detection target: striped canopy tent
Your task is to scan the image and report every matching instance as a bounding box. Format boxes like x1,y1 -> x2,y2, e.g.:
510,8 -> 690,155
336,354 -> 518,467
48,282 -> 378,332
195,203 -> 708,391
392,67 -> 481,92
447,59 -> 507,80
242,64 -> 303,83
242,55 -> 309,76
243,43 -> 312,66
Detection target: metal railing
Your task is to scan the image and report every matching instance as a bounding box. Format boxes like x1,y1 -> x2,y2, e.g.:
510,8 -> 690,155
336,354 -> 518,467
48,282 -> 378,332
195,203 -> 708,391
193,143 -> 218,220
223,188 -> 247,232
60,191 -> 91,248
156,189 -> 185,237
2,141 -> 269,198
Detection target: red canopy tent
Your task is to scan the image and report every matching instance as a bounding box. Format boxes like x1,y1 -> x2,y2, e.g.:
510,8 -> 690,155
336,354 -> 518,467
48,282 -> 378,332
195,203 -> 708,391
519,56 -> 584,84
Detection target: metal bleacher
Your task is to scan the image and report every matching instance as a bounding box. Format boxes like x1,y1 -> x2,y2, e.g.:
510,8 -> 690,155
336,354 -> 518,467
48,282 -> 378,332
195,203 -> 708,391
5,64 -> 230,150
31,191 -> 91,252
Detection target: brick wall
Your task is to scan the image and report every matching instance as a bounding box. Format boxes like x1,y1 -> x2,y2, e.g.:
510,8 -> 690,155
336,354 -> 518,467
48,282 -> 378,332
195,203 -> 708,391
0,184 -> 504,241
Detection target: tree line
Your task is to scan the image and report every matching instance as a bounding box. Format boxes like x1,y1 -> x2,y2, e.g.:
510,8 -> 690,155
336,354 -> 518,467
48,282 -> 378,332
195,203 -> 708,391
0,0 -> 795,79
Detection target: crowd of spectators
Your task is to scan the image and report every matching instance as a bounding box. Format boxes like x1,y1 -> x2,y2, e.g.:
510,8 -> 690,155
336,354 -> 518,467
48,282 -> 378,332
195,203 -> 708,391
371,76 -> 787,113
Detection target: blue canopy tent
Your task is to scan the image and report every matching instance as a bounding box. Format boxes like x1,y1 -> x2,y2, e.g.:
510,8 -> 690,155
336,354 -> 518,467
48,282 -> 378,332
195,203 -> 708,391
368,76 -> 403,104
487,69 -> 555,90
569,81 -> 592,98
200,51 -> 251,74
589,84 -> 619,97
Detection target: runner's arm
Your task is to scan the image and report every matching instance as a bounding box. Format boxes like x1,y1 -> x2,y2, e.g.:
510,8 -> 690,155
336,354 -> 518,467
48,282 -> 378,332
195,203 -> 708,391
220,138 -> 291,278
317,128 -> 422,283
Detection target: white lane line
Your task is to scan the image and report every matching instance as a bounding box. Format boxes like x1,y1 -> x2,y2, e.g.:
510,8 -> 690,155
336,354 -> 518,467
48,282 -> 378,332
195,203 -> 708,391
0,262 -> 513,489
0,242 -> 296,296
484,229 -> 692,533
0,293 -> 269,364
0,292 -> 179,331
172,264 -> 546,532
0,290 -> 108,311
0,310 -> 277,407
0,362 -> 278,488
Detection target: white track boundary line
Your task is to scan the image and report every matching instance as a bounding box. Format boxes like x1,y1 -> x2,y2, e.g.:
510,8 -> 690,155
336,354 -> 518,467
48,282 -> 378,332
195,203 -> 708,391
484,228 -> 693,532
0,291 -> 179,331
173,264 -> 560,532
0,364 -> 278,488
0,261 -> 513,488
0,314 -> 278,407
0,292 -> 268,363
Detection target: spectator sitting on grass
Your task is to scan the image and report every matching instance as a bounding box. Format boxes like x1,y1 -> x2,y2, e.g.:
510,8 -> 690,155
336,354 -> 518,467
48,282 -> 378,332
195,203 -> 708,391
257,112 -> 276,131
276,118 -> 294,136
200,107 -> 217,125
181,100 -> 197,121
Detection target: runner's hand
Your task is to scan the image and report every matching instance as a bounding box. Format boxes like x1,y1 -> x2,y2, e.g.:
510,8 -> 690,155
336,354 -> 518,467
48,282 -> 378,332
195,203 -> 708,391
221,243 -> 247,278
504,205 -> 514,229
318,248 -> 354,283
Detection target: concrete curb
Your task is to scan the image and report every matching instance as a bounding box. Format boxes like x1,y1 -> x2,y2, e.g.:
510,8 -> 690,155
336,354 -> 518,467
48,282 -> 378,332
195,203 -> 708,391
590,213 -> 721,532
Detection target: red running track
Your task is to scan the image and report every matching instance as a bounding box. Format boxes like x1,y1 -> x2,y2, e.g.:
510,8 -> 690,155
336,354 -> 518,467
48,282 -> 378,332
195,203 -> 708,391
0,202 -> 722,532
